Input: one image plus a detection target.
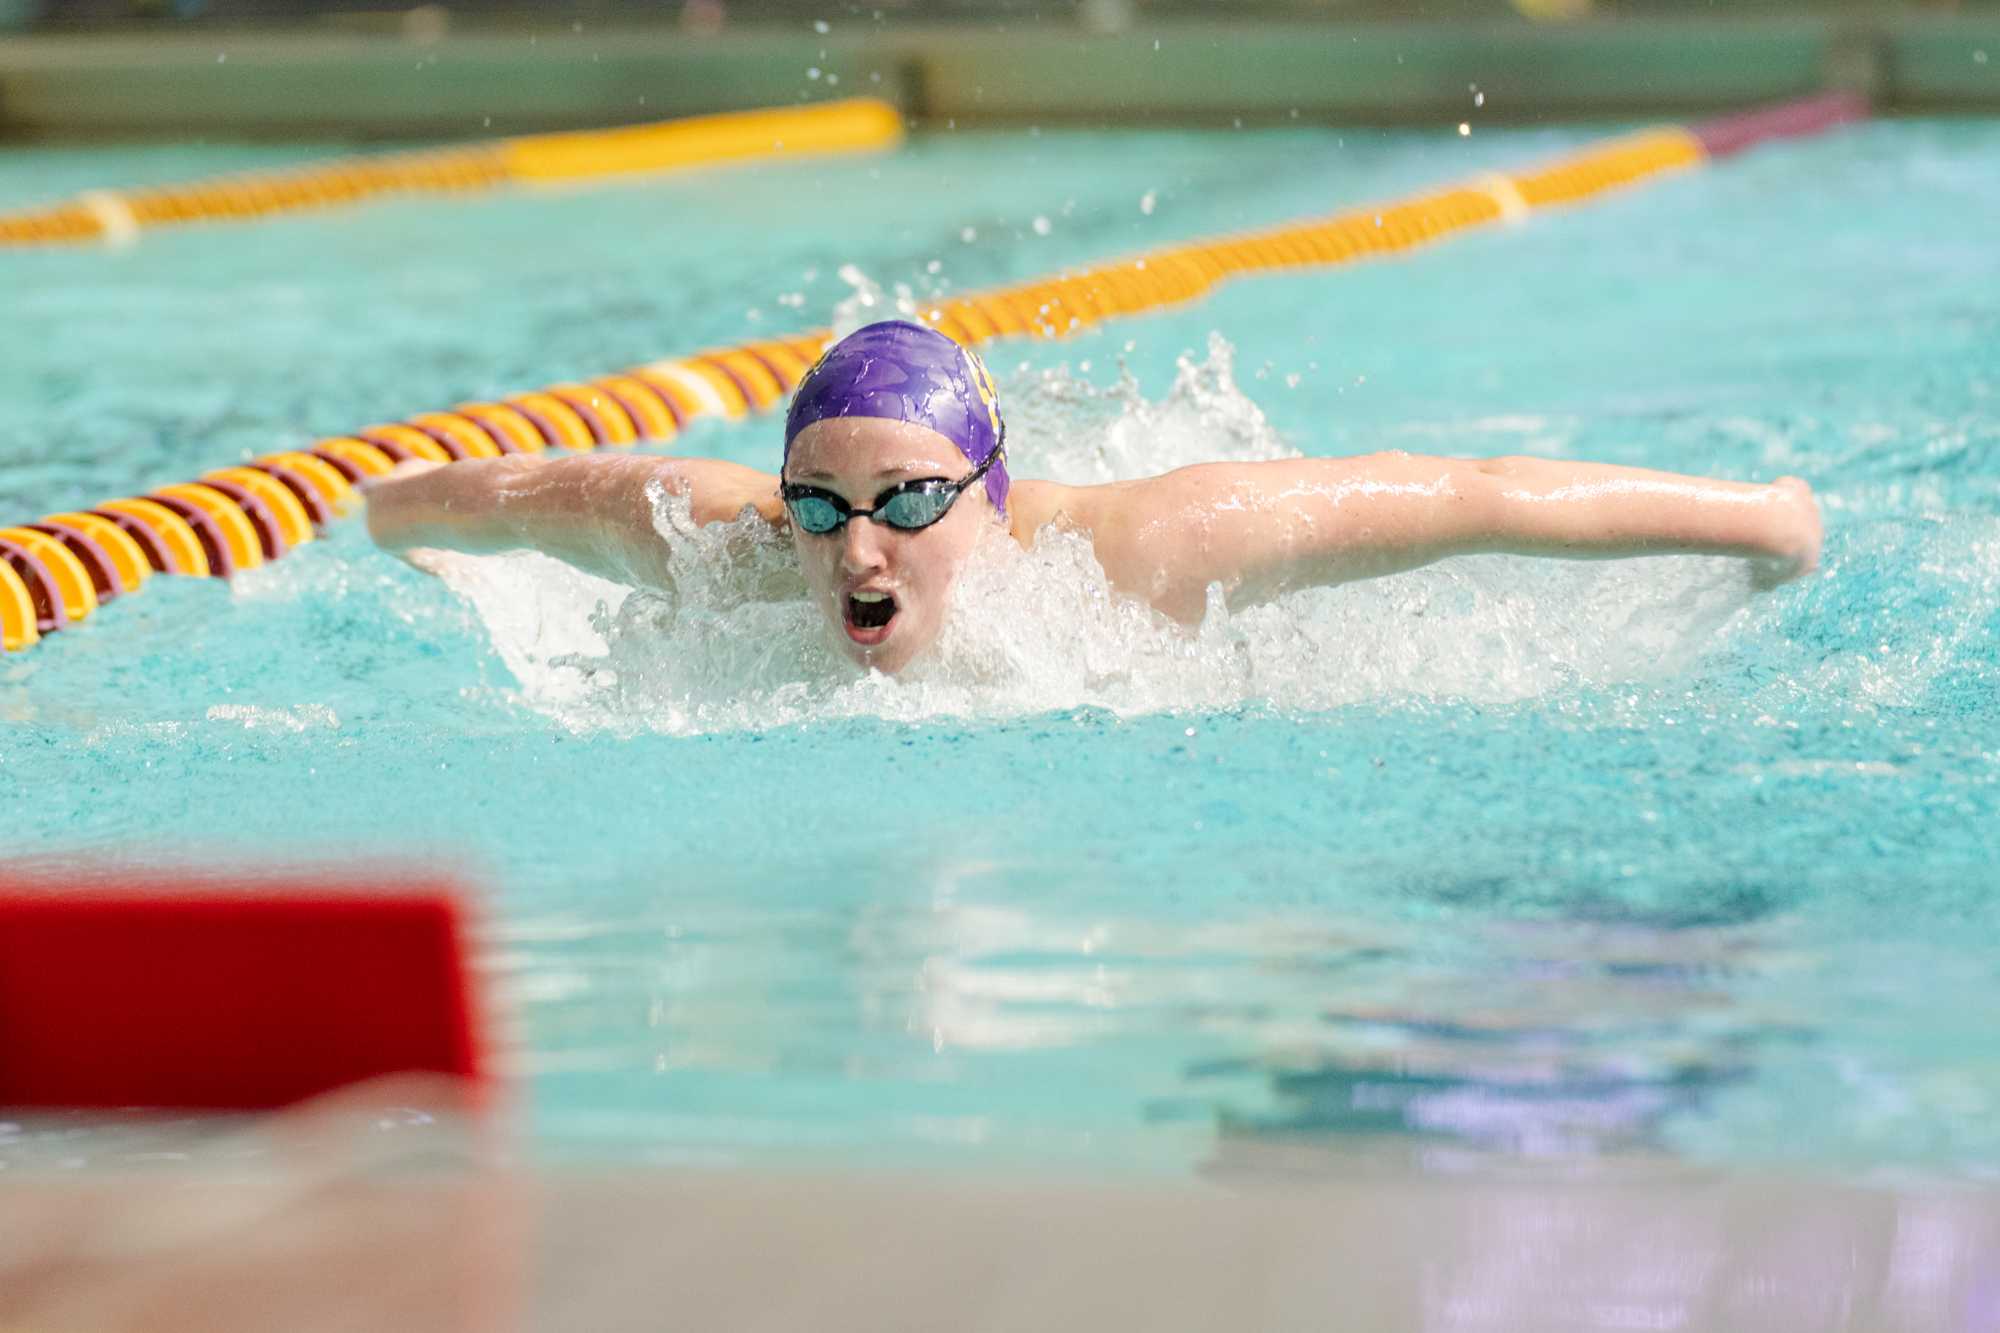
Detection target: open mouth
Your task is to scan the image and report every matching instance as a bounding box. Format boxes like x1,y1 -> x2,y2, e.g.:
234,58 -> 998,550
844,590 -> 899,645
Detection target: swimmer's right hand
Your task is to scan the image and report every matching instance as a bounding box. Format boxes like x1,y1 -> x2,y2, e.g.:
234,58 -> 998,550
362,458 -> 457,555
399,545 -> 463,577
371,459 -> 446,486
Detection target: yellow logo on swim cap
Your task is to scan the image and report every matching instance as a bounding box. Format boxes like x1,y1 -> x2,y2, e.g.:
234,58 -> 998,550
964,347 -> 1003,439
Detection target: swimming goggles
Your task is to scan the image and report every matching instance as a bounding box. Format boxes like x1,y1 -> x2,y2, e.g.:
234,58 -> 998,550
779,450 -> 1002,536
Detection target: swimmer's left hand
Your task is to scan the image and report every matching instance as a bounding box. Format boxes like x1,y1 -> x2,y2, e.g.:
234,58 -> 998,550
1751,476 -> 1823,589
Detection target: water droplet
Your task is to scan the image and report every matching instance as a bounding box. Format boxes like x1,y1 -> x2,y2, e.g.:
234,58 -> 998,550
1458,122 -> 1471,136
1474,91 -> 1486,107
813,18 -> 830,33
1139,189 -> 1156,215
960,225 -> 977,243
1032,215 -> 1052,236
926,259 -> 942,274
806,66 -> 822,80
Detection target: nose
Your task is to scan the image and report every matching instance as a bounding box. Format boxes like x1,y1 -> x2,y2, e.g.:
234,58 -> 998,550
839,514 -> 889,576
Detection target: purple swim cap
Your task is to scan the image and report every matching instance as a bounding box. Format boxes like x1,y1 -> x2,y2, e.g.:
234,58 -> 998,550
784,320 -> 1009,513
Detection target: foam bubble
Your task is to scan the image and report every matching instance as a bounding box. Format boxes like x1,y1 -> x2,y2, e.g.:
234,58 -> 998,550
205,703 -> 340,732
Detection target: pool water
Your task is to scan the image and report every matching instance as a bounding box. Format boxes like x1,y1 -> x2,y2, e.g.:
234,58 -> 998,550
2,120 -> 1997,1177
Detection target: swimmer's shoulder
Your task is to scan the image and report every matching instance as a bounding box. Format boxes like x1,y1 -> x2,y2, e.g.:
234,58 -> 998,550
649,456 -> 784,528
1006,478 -> 1123,547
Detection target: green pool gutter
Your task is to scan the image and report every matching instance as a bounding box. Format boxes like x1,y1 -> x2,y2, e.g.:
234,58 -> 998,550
0,15 -> 1995,142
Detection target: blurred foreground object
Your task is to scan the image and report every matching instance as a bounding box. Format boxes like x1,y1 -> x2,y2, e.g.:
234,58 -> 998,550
0,872 -> 486,1109
0,1075 -> 520,1333
0,871 -> 511,1330
4,1143 -> 2000,1333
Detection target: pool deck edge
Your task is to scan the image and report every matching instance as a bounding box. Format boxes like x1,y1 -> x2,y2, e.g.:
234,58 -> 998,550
6,1156 -> 2000,1331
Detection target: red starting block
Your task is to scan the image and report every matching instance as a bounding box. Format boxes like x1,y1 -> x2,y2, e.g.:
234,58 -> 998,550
0,873 -> 486,1109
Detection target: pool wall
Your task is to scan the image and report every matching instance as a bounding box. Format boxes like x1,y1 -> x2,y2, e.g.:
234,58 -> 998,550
0,14 -> 1995,140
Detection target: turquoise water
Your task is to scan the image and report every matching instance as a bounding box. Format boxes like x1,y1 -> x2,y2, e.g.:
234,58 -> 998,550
2,122 -> 1997,1177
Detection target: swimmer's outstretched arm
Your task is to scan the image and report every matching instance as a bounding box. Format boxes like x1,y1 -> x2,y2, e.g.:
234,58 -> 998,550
1070,453 -> 1822,622
363,454 -> 782,589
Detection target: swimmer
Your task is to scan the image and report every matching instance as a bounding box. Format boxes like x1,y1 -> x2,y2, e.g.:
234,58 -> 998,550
366,320 -> 1823,675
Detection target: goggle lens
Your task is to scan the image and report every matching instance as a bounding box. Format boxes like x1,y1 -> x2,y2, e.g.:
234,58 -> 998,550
878,488 -> 954,530
788,495 -> 845,534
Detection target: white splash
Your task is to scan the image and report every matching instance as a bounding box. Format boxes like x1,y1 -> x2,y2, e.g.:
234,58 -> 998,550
1004,332 -> 1298,485
830,264 -> 917,336
205,703 -> 340,732
426,335 -> 1767,735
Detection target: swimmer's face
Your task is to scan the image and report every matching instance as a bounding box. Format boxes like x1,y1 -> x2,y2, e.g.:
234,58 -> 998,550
783,416 -> 999,675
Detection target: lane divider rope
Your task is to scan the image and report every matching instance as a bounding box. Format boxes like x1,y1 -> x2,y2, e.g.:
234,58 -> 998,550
0,98 -> 904,249
0,94 -> 1864,654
